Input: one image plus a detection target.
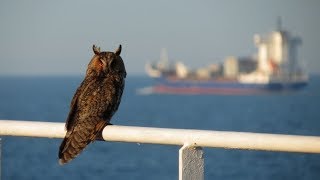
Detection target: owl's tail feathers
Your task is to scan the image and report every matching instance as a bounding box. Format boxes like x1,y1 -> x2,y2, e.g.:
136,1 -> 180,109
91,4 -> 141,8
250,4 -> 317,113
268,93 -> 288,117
58,129 -> 90,165
58,120 -> 108,165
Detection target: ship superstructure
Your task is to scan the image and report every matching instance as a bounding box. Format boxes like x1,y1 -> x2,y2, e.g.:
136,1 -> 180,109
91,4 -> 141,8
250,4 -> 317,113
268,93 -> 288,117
144,22 -> 308,94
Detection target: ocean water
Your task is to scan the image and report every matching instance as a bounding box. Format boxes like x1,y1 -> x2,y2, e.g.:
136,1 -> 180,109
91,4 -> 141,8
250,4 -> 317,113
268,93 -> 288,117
0,75 -> 320,180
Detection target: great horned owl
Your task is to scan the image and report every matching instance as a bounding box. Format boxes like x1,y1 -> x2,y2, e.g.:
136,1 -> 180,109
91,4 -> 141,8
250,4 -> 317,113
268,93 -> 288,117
58,44 -> 126,165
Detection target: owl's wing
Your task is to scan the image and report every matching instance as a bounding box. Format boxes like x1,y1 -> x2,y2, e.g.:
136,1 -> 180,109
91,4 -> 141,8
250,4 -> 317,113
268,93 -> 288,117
65,78 -> 93,131
65,85 -> 82,131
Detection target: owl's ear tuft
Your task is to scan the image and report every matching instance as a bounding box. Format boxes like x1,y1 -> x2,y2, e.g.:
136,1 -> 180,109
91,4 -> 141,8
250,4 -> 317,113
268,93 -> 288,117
93,45 -> 100,55
115,45 -> 122,56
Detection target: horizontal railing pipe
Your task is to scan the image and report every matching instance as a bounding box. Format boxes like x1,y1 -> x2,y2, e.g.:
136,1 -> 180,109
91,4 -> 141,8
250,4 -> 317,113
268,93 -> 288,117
1,120 -> 320,153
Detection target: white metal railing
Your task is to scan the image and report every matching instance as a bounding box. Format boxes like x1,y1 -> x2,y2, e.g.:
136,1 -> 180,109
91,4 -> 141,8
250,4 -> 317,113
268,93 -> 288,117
1,120 -> 320,180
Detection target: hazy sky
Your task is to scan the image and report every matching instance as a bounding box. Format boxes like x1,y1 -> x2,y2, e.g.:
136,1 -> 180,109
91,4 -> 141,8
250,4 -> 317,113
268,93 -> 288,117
1,0 -> 319,76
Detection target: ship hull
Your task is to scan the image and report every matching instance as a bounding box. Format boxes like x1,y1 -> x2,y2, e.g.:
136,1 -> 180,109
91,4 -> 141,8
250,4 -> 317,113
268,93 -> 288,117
150,78 -> 307,95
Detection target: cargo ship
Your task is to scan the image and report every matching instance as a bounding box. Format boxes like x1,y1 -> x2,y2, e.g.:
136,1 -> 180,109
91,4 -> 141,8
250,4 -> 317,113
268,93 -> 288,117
141,22 -> 308,95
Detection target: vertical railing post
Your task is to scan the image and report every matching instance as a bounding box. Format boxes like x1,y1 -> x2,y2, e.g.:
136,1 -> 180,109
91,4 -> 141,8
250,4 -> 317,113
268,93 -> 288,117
179,144 -> 204,180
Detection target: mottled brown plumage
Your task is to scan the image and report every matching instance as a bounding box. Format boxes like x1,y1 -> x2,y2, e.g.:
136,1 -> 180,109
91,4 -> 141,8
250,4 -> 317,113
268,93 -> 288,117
58,44 -> 126,165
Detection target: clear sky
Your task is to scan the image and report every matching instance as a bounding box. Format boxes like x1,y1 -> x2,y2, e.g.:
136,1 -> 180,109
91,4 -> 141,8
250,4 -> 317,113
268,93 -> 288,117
0,0 -> 319,76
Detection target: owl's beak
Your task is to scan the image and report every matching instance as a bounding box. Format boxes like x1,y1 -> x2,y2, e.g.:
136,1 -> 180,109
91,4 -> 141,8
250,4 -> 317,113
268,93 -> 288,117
100,60 -> 107,71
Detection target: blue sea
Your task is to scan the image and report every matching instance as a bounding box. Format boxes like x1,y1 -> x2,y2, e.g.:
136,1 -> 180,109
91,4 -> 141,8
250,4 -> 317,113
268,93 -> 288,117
0,75 -> 320,180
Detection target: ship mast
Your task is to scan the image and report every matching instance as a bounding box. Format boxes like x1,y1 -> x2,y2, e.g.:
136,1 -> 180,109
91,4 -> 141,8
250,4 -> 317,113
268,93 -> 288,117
277,16 -> 282,32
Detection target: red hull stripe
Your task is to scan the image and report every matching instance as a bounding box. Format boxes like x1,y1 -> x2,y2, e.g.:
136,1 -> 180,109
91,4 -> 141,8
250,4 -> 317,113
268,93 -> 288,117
153,85 -> 265,95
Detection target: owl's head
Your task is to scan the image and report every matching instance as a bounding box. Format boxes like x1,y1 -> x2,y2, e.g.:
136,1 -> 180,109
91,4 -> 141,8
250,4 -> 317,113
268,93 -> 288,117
87,45 -> 126,78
